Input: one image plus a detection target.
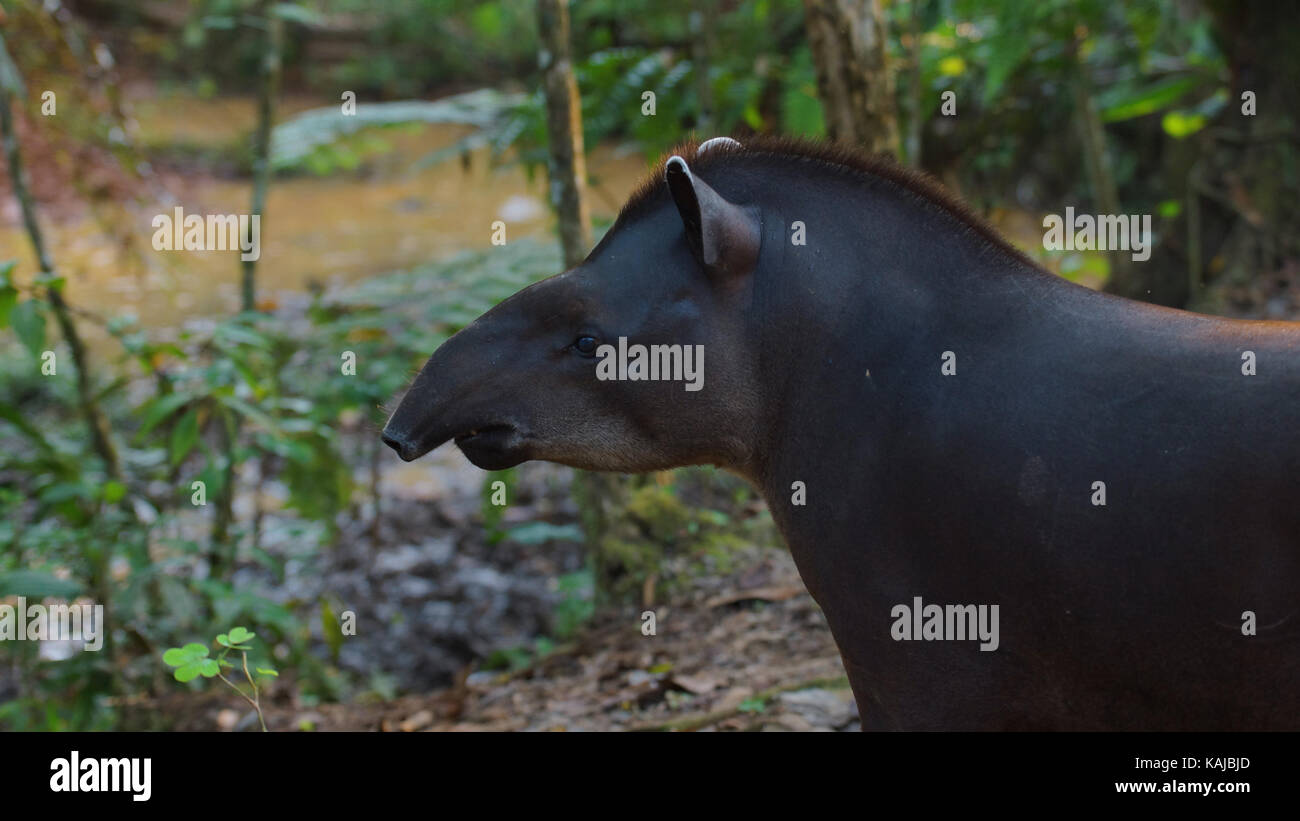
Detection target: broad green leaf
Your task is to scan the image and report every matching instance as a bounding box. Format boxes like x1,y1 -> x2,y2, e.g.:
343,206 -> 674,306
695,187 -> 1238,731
11,299 -> 46,357
169,407 -> 200,466
163,643 -> 210,667
0,284 -> 17,330
504,521 -> 584,545
136,392 -> 193,438
173,658 -> 219,682
33,272 -> 65,290
1100,76 -> 1200,123
0,401 -> 55,452
980,9 -> 1034,106
199,14 -> 236,29
38,481 -> 92,505
1162,110 -> 1208,139
271,3 -> 324,25
214,394 -> 278,433
217,625 -> 255,648
0,570 -> 82,598
321,598 -> 342,662
937,56 -> 966,77
0,36 -> 26,97
214,322 -> 271,349
101,480 -> 127,504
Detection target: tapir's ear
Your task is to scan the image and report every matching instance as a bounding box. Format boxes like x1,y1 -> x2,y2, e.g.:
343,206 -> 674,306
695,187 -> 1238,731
664,155 -> 760,286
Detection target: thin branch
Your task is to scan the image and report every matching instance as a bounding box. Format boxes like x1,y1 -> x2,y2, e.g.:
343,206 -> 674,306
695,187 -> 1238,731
0,31 -> 122,482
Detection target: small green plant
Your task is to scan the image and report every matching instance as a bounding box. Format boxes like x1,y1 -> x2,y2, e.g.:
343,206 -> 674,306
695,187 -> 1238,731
164,626 -> 278,732
737,697 -> 768,715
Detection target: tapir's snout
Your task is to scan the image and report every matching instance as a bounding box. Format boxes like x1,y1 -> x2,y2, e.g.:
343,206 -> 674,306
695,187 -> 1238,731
380,309 -> 537,470
380,429 -> 421,462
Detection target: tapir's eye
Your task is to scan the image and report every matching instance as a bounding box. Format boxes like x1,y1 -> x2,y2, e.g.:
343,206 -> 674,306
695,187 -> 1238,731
572,335 -> 599,356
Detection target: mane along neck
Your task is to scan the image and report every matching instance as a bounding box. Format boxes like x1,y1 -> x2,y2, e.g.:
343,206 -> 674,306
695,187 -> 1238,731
616,135 -> 1044,273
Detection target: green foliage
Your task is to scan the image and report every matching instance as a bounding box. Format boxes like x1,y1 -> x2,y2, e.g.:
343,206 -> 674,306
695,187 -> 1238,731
481,641 -> 542,673
164,626 -> 278,730
588,469 -> 771,605
0,261 -> 18,325
737,697 -> 768,714
502,0 -> 816,170
163,643 -> 220,682
217,625 -> 256,648
160,0 -> 313,93
255,1 -> 818,178
327,0 -> 539,97
0,30 -> 25,96
9,297 -> 46,358
550,569 -> 595,640
504,521 -> 584,545
480,467 -> 517,544
903,0 -> 1226,212
108,310 -> 355,525
1099,76 -> 1200,123
0,569 -> 82,598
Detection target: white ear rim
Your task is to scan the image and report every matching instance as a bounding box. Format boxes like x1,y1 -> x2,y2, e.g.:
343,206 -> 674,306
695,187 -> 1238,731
698,136 -> 742,155
665,154 -> 693,181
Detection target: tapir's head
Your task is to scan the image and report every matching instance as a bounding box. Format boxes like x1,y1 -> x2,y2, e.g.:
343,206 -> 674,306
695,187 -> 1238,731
381,138 -> 767,475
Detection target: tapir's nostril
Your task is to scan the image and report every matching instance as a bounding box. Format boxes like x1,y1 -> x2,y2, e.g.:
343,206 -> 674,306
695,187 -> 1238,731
380,430 -> 410,459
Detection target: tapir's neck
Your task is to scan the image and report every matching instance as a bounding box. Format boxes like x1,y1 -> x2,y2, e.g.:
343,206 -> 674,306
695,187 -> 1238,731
734,170 -> 1069,495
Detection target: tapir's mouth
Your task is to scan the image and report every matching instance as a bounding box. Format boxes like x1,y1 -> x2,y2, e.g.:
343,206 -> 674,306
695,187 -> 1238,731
453,423 -> 515,446
453,424 -> 527,471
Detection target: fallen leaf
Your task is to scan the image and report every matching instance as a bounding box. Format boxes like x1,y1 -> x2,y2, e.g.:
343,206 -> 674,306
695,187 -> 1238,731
399,709 -> 434,732
668,673 -> 718,695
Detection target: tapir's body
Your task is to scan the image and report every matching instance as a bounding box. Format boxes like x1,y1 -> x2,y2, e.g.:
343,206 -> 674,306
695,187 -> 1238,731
385,137 -> 1300,730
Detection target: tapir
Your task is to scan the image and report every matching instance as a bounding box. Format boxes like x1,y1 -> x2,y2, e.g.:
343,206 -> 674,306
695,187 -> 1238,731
383,136 -> 1300,730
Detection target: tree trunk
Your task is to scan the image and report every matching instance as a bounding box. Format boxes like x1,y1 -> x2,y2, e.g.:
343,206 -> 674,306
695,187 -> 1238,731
536,0 -> 591,269
0,33 -> 121,482
213,3 -> 282,577
1192,0 -> 1300,315
903,0 -> 922,166
1067,36 -> 1135,301
242,0 -> 282,312
802,0 -> 898,156
536,0 -> 631,604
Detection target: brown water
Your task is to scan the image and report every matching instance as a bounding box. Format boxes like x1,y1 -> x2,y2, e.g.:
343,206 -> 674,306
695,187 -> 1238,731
0,91 -> 650,324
